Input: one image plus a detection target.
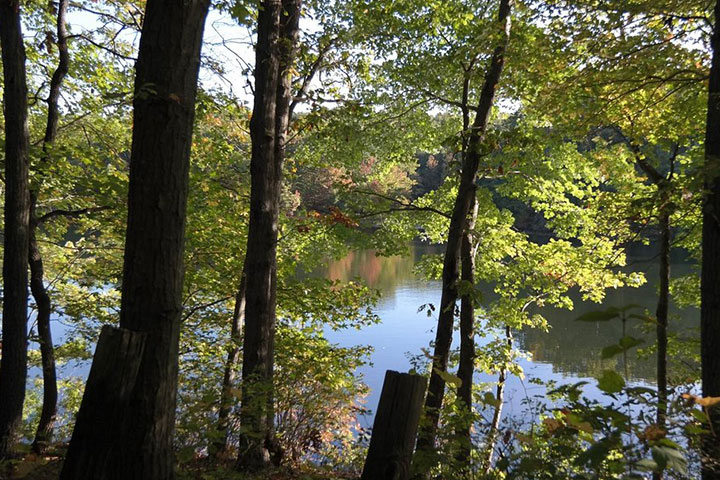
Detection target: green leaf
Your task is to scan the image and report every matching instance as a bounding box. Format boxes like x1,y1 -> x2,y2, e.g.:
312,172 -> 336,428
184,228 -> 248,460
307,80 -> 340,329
636,458 -> 658,472
619,335 -> 644,349
601,337 -> 643,359
435,368 -> 462,387
685,424 -> 710,435
230,1 -> 254,24
691,409 -> 709,423
651,445 -> 687,474
601,344 -> 625,359
626,386 -> 657,396
482,391 -> 501,407
596,370 -> 625,393
576,437 -> 614,468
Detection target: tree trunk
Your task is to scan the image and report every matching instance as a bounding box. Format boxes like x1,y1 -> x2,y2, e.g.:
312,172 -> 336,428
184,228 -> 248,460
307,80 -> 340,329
414,0 -> 512,470
29,202 -> 58,455
58,326 -> 147,479
0,0 -> 31,460
61,1 -> 209,478
212,276 -> 246,457
484,325 -> 511,473
702,2 -> 720,478
656,204 -> 670,424
454,198 -> 478,464
630,142 -> 676,480
237,0 -> 301,471
651,196 -> 671,480
30,0 -> 69,453
362,371 -> 427,480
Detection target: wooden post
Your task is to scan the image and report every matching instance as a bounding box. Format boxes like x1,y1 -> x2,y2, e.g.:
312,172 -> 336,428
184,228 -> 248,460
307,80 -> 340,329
361,370 -> 427,480
61,325 -> 147,479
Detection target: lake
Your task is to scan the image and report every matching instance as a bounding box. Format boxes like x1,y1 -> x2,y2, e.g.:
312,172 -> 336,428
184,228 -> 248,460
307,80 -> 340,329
42,241 -> 700,436
320,243 -> 700,428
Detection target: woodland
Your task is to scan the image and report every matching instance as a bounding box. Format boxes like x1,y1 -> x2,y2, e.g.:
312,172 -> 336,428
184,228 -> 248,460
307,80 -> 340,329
0,0 -> 719,479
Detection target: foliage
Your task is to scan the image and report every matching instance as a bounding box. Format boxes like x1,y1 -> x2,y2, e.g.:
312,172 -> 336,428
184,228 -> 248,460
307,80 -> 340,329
0,0 -> 712,477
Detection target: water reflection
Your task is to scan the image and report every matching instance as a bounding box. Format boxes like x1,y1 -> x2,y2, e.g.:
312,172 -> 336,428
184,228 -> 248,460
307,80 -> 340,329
322,243 -> 699,385
325,247 -> 433,294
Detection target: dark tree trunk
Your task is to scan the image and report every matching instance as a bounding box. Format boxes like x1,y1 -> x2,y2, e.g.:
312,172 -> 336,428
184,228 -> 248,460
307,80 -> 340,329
652,198 -> 671,480
212,276 -> 246,457
414,0 -> 512,469
58,326 -> 147,479
656,204 -> 670,426
29,204 -> 58,455
628,140 -> 677,480
361,371 -> 427,480
237,0 -> 301,471
0,0 -> 31,461
454,199 -> 478,463
60,1 -> 209,478
30,0 -> 69,453
703,1 -> 720,477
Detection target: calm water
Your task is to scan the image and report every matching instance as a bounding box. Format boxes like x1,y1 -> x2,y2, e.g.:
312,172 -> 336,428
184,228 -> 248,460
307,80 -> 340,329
321,244 -> 700,427
43,242 -> 700,432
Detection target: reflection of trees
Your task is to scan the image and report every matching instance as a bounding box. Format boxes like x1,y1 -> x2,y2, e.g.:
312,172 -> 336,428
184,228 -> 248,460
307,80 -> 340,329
324,244 -> 442,294
323,247 -> 699,384
518,261 -> 699,382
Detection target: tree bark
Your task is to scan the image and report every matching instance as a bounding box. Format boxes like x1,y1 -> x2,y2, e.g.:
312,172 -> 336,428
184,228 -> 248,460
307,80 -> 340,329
0,0 -> 31,460
414,0 -> 512,470
703,1 -> 720,477
237,0 -> 301,471
212,276 -> 246,457
656,203 -> 670,425
454,198 -> 478,464
57,326 -> 147,479
484,325 -> 511,473
30,0 -> 69,453
29,203 -> 58,455
626,140 -> 676,480
60,1 -> 209,478
361,371 -> 427,480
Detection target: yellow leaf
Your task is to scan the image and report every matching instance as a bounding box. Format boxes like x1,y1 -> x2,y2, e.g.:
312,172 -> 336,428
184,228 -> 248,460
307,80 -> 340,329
543,418 -> 563,434
682,393 -> 720,408
576,422 -> 594,434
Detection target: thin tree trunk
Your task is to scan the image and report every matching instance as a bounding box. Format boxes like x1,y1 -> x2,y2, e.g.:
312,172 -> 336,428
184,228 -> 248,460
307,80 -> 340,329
455,198 -> 478,464
0,0 -> 31,461
30,0 -> 69,453
237,0 -> 301,471
656,204 -> 670,424
484,325 -> 512,473
702,2 -> 720,478
629,142 -> 676,480
29,203 -> 58,455
651,201 -> 670,480
212,276 -> 246,457
414,0 -> 512,472
60,1 -> 209,478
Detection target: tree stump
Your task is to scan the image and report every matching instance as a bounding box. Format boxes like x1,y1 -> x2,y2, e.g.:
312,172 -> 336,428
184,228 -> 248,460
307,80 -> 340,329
361,370 -> 427,480
60,325 -> 147,480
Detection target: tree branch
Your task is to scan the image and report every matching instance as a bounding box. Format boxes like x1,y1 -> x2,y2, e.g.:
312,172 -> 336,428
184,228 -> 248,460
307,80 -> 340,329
38,206 -> 112,225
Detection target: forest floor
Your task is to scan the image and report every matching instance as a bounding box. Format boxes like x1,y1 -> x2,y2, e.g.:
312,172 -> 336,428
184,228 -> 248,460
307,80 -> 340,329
5,451 -> 355,480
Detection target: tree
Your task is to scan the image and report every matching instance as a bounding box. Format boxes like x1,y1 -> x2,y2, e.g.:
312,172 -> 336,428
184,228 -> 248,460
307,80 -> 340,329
702,1 -> 720,476
29,0 -> 70,453
60,0 -> 210,478
237,0 -> 302,469
414,0 -> 513,469
525,5 -> 706,476
0,0 -> 31,460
